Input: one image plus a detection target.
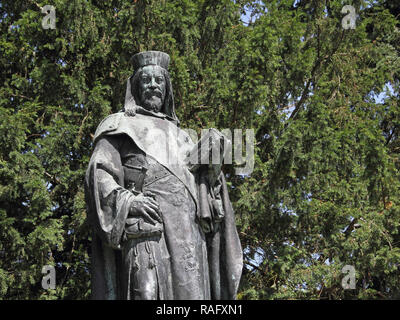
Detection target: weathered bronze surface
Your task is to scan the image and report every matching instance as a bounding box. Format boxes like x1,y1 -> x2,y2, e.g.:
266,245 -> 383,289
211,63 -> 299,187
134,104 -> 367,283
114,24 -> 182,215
85,51 -> 243,300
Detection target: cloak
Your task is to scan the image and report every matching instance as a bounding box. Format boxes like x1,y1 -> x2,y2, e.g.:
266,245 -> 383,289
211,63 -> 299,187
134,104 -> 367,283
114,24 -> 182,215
85,112 -> 243,299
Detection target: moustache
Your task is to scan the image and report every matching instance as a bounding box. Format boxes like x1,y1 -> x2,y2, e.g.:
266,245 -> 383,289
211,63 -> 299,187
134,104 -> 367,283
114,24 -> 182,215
144,90 -> 163,99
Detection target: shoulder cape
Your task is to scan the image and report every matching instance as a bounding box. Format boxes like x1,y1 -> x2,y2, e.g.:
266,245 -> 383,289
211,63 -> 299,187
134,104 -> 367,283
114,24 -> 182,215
94,112 -> 198,208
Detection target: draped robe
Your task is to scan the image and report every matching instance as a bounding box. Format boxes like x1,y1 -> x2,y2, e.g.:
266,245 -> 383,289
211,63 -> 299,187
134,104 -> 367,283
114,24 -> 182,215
85,112 -> 243,300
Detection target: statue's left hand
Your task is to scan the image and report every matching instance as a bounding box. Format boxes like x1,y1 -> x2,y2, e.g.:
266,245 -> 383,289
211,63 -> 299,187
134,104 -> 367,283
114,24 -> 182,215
124,98 -> 138,117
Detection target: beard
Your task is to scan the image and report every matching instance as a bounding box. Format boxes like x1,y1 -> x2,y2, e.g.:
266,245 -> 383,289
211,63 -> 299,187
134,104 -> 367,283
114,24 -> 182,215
142,96 -> 163,112
141,89 -> 164,112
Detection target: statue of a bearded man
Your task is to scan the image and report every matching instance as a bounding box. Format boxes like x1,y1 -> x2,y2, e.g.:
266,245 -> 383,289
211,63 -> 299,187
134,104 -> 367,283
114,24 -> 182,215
85,51 -> 243,300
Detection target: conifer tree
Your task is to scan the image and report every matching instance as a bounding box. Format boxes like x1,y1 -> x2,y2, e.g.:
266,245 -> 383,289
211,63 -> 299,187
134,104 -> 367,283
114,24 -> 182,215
0,0 -> 399,299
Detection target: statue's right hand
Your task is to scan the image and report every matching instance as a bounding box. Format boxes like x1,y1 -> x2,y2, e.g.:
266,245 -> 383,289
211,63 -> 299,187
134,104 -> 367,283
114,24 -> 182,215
129,193 -> 162,225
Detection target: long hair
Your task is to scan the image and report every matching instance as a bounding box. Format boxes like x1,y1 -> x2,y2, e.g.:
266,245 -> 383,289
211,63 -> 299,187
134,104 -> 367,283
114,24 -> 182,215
123,66 -> 180,125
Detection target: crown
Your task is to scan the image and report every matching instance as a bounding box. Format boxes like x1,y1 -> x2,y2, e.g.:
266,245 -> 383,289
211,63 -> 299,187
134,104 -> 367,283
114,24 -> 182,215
131,51 -> 170,70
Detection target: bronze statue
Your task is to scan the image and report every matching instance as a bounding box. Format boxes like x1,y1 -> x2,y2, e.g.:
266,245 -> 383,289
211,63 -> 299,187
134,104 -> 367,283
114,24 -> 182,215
85,51 -> 242,300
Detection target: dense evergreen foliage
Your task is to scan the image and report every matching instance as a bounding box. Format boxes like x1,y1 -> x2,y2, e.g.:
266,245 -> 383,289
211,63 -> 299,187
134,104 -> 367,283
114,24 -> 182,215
0,0 -> 399,299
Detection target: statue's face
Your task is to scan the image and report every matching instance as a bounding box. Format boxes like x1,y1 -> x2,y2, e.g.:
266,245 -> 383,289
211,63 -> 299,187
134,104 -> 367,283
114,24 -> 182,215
138,65 -> 166,112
